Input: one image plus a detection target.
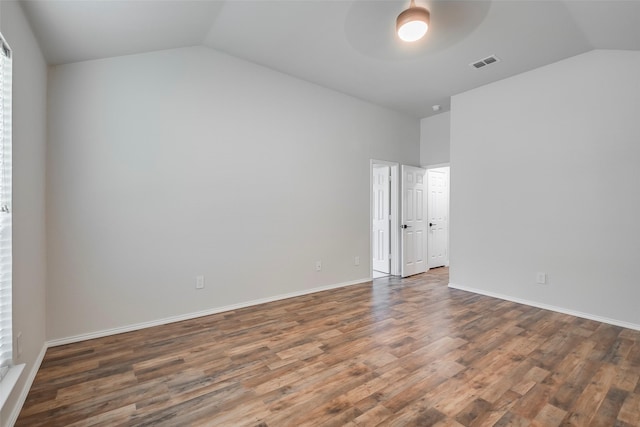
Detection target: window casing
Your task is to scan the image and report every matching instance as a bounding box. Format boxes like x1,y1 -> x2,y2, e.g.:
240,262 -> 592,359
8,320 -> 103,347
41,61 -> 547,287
0,33 -> 13,381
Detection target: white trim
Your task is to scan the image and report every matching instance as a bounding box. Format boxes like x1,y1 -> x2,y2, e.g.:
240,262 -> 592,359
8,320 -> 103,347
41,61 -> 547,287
4,343 -> 46,427
425,162 -> 450,169
0,364 -> 23,412
48,277 -> 371,347
390,165 -> 400,276
448,282 -> 640,332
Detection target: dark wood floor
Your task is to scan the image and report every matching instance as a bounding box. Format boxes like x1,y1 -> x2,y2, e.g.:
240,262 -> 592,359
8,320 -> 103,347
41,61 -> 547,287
17,268 -> 640,426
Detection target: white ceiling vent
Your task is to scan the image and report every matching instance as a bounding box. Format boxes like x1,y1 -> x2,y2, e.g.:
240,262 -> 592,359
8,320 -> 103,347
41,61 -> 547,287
470,55 -> 500,69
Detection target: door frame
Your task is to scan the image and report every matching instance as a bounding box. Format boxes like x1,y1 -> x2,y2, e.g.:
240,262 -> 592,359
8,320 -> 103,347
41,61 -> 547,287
370,160 -> 400,277
426,164 -> 450,268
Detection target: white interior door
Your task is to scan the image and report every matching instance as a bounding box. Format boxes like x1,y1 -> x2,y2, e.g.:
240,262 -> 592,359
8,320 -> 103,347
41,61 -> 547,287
401,165 -> 427,277
372,166 -> 390,273
427,168 -> 449,268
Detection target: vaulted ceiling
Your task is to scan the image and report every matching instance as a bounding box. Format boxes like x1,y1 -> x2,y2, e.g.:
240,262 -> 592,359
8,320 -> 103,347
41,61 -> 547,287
19,0 -> 640,118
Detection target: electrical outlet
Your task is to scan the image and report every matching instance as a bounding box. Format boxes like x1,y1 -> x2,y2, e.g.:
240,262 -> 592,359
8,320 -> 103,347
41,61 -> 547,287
15,331 -> 22,357
196,275 -> 205,289
315,261 -> 322,272
354,256 -> 360,266
536,272 -> 547,284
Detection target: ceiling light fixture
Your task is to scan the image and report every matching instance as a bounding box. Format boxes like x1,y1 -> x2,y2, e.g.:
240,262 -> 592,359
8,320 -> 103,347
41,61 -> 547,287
396,0 -> 430,42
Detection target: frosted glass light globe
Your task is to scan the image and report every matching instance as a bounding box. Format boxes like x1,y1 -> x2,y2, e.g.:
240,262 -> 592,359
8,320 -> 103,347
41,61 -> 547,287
398,20 -> 428,42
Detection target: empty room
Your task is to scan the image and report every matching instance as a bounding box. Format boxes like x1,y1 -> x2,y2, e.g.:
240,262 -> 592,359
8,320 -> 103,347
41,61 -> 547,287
1,0 -> 640,425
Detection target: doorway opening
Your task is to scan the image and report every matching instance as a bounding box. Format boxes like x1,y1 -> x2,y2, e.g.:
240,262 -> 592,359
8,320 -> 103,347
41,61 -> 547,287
370,160 -> 400,279
370,162 -> 448,279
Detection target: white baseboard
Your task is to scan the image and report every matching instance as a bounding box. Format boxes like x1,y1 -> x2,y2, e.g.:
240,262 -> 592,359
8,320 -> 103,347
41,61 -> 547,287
448,282 -> 640,332
48,277 -> 371,347
6,343 -> 47,427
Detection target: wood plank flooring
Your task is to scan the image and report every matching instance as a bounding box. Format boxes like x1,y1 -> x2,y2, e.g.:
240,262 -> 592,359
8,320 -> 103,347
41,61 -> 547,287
17,268 -> 640,426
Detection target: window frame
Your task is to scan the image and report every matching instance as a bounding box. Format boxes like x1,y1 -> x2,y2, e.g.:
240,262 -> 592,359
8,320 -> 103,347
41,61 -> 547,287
0,30 -> 17,412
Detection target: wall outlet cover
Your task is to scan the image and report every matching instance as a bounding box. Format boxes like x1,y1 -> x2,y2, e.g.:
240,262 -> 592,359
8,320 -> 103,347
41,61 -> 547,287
16,331 -> 22,357
196,275 -> 205,289
536,272 -> 547,284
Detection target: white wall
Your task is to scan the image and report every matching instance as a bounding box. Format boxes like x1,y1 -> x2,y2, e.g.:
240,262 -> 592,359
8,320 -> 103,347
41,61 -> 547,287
450,50 -> 640,328
420,111 -> 450,167
47,46 -> 419,341
0,2 -> 47,425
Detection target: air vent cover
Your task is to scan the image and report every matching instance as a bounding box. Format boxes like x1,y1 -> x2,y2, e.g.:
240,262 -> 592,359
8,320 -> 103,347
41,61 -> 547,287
470,55 -> 500,69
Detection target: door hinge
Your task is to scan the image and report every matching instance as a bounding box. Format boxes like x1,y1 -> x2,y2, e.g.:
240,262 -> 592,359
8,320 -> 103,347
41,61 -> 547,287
388,253 -> 392,260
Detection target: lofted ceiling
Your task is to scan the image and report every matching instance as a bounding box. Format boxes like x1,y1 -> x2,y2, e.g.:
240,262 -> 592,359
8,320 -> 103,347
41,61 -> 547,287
19,0 -> 640,118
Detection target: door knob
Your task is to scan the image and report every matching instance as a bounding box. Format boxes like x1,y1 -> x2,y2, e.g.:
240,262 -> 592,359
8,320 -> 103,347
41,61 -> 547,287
401,224 -> 412,229
429,222 -> 434,227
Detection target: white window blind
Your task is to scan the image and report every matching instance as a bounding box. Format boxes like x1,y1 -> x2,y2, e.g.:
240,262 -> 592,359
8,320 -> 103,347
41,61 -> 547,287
0,34 -> 12,381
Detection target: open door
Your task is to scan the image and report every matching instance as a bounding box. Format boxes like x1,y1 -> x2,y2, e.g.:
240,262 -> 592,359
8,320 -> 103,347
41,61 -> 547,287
427,167 -> 449,268
370,160 -> 400,278
401,165 -> 427,277
372,165 -> 390,274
